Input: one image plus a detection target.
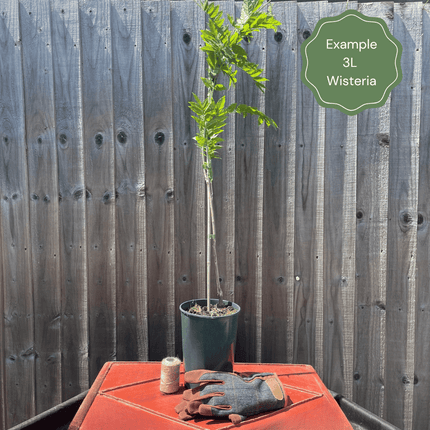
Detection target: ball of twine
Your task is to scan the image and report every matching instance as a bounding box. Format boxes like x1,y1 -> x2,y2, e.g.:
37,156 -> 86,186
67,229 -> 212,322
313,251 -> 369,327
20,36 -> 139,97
160,357 -> 181,394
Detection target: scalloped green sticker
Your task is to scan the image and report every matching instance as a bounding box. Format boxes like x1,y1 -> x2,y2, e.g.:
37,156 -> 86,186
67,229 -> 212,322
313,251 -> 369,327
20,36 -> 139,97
301,10 -> 402,115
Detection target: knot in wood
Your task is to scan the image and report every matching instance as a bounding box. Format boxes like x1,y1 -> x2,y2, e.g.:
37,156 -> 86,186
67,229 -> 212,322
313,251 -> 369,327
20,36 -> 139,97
117,131 -> 127,144
165,188 -> 174,200
74,189 -> 84,200
402,376 -> 410,385
303,30 -> 311,40
183,33 -> 191,44
376,133 -> 390,147
399,210 -> 413,228
385,8 -> 394,20
59,133 -> 67,146
154,131 -> 165,145
95,133 -> 103,147
376,301 -> 386,311
102,191 -> 111,203
274,32 -> 283,43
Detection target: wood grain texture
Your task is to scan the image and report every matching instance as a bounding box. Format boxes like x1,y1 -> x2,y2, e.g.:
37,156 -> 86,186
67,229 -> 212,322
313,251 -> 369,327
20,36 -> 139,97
354,1 -> 392,418
0,0 -> 35,426
20,0 -> 62,415
0,199 -> 3,430
414,4 -> 430,430
50,0 -> 89,401
261,1 -> 296,364
385,3 -> 421,429
234,1 -> 266,363
0,216 -> 3,430
111,0 -> 145,362
142,0 -> 174,360
211,0 -> 235,312
322,1 -> 357,400
294,1 -> 327,375
171,0 -> 206,359
79,0 -> 116,383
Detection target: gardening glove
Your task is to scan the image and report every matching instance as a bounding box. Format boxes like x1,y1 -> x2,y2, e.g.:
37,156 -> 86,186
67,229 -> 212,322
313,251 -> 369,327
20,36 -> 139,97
175,370 -> 286,424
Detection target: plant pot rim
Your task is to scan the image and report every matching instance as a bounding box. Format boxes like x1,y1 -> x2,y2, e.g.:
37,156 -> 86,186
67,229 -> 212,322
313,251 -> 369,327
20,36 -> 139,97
179,298 -> 241,319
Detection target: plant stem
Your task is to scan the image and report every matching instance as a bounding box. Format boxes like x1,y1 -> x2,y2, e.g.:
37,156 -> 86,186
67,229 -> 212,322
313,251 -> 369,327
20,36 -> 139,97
206,177 -> 211,311
208,179 -> 223,306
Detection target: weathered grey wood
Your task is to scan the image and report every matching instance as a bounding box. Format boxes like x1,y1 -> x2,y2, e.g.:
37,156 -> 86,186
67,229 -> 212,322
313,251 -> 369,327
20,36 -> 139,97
413,4 -> 430,430
211,0 -> 236,314
142,0 -> 174,361
385,3 -> 421,429
50,0 -> 89,401
171,0 -> 206,359
111,0 -> 145,362
233,1 -> 266,363
353,1 -> 392,418
322,1 -> 357,400
0,209 -> 3,430
294,1 -> 327,375
79,0 -> 116,382
261,1 -> 296,364
20,0 -> 62,415
0,1 -> 35,426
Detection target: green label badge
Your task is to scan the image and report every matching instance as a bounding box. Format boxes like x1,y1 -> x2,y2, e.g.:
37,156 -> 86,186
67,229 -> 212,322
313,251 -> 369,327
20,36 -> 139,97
301,10 -> 402,115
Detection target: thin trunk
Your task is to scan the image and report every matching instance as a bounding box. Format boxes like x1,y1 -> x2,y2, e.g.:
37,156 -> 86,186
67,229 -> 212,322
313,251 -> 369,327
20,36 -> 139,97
206,178 -> 211,310
208,180 -> 224,306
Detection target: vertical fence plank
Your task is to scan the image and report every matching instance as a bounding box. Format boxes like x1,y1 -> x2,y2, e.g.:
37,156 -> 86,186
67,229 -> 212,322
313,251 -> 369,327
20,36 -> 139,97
414,4 -> 430,430
20,0 -> 62,415
172,0 -> 206,359
385,3 -> 421,429
234,1 -> 266,363
294,1 -> 327,375
111,0 -> 145,362
79,0 -> 116,382
261,1 -> 296,364
0,213 -> 3,429
50,0 -> 89,401
211,0 -> 236,314
0,1 -> 35,426
0,201 -> 3,430
354,0 -> 392,417
142,0 -> 174,362
322,0 -> 357,400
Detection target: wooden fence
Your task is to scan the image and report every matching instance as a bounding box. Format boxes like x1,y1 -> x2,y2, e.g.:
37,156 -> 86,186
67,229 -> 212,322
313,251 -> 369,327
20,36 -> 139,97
0,0 -> 428,428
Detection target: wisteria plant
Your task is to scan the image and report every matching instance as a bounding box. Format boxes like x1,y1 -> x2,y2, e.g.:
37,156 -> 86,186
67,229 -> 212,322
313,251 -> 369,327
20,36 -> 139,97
189,0 -> 280,315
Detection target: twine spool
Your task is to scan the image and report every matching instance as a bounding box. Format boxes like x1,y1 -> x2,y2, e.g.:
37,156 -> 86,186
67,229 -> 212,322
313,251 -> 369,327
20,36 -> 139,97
160,357 -> 181,394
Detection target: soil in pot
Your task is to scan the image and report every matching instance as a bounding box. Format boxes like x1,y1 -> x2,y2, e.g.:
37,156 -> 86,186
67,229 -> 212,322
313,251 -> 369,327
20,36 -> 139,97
188,302 -> 238,317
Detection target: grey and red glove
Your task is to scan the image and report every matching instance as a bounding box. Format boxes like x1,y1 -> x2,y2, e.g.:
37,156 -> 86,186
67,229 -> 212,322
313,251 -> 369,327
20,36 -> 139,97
175,370 -> 286,424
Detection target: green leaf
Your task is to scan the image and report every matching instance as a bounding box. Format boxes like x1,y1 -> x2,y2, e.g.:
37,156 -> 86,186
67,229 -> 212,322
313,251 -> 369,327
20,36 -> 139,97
214,83 -> 227,91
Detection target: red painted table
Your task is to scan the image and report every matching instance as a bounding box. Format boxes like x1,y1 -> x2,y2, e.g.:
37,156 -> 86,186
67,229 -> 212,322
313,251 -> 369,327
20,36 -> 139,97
69,362 -> 353,429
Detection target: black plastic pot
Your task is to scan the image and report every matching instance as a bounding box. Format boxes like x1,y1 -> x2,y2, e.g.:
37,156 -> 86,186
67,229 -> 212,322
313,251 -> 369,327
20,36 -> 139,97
179,298 -> 240,374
